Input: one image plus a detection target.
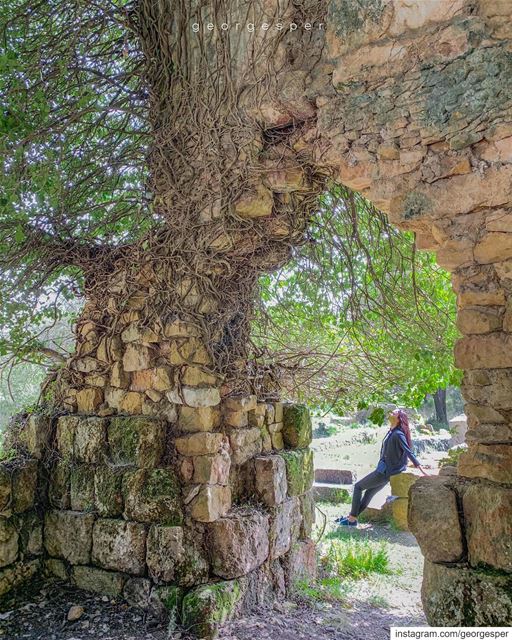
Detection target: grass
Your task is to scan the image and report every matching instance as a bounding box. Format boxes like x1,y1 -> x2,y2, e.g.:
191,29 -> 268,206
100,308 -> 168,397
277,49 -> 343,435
321,529 -> 392,579
317,488 -> 352,506
294,576 -> 352,603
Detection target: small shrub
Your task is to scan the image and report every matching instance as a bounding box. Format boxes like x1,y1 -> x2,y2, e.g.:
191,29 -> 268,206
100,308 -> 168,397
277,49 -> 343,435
439,446 -> 466,467
321,534 -> 391,579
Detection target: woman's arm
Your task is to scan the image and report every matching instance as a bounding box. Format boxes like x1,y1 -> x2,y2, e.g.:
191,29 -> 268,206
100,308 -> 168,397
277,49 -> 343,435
396,430 -> 421,467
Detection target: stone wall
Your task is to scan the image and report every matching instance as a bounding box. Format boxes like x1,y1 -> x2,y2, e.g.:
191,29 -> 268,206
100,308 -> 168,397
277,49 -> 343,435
0,400 -> 316,638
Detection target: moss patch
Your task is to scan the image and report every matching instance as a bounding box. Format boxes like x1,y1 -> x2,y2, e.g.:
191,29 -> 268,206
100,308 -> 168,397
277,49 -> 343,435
279,449 -> 314,497
182,580 -> 243,639
282,404 -> 312,449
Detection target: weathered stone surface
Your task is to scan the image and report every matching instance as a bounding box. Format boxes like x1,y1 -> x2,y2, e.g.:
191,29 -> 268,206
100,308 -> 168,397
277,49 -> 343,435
192,451 -> 231,485
123,468 -> 183,524
123,577 -> 152,609
279,449 -> 314,497
181,366 -> 217,386
175,432 -> 227,457
0,560 -> 39,598
463,483 -> 512,571
123,343 -> 152,372
11,459 -> 38,514
76,387 -> 104,413
178,406 -> 220,433
269,497 -> 301,559
455,334 -> 512,370
208,510 -> 269,579
422,559 -> 512,626
70,465 -> 95,512
189,485 -> 231,522
108,416 -> 166,467
224,410 -> 248,428
181,580 -> 243,639
408,477 -> 464,563
229,428 -> 262,465
92,518 -> 146,575
72,565 -> 127,596
48,461 -> 71,509
282,404 -> 312,449
458,443 -> 512,483
110,361 -> 130,389
390,471 -> 419,498
17,511 -> 43,556
270,431 -> 284,450
56,415 -> 78,458
45,558 -> 68,580
146,525 -> 209,586
224,395 -> 257,412
282,539 -> 317,589
73,417 -> 108,463
391,497 -> 409,531
253,456 -> 287,506
17,414 -> 52,459
149,584 -> 185,625
94,465 -> 125,517
457,306 -> 503,334
44,511 -> 94,565
299,491 -> 316,539
182,386 -> 221,408
0,518 -> 19,568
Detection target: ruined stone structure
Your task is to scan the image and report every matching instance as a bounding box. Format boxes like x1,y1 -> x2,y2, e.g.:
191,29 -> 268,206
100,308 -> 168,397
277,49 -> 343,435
1,0 -> 512,631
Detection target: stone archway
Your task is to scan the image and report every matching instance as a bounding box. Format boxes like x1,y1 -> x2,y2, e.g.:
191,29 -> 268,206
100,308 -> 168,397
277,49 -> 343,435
1,0 -> 511,632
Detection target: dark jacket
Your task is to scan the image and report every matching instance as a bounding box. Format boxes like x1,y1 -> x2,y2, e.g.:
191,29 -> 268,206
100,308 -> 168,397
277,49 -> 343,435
376,428 -> 420,477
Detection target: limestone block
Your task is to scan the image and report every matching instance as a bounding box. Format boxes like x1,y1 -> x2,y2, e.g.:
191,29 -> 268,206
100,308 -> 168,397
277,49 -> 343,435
0,560 -> 39,598
56,415 -> 78,458
390,471 -> 419,498
274,403 -> 284,422
181,366 -> 217,386
248,412 -> 265,428
48,461 -> 71,509
121,323 -> 159,344
123,343 -> 152,372
151,366 -> 174,392
123,577 -> 152,609
17,414 -> 52,459
0,518 -> 19,568
182,387 -> 220,408
455,334 -> 512,369
73,417 -> 108,463
16,511 -> 43,556
94,465 -> 125,517
76,388 -> 104,413
70,465 -> 95,512
146,525 -> 209,586
129,370 -> 153,392
45,558 -> 68,580
110,361 -> 130,389
271,431 -> 284,450
175,432 -> 227,456
123,468 -> 183,524
269,497 -> 302,559
224,395 -> 257,412
11,459 -> 38,514
261,427 -> 272,453
408,476 -> 464,563
463,483 -> 512,571
458,443 -> 512,483
164,319 -> 200,338
92,518 -> 146,575
457,306 -> 503,334
208,510 -> 269,579
282,539 -> 317,589
282,404 -> 312,449
181,580 -> 243,639
188,485 -> 231,522
234,182 -> 273,219
229,427 -> 262,465
178,406 -> 221,433
391,497 -> 409,531
108,416 -> 166,468
44,510 -> 94,565
149,584 -> 185,625
72,565 -> 127,596
299,491 -> 316,539
253,455 -> 287,506
192,451 -> 231,485
224,410 -> 249,428
279,449 -> 314,497
422,559 -> 512,626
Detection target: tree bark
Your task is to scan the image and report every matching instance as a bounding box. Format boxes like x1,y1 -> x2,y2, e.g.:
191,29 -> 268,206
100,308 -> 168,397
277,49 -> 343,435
433,388 -> 448,427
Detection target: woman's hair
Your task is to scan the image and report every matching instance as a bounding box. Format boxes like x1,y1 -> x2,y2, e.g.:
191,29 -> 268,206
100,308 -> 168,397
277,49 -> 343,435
392,409 -> 413,448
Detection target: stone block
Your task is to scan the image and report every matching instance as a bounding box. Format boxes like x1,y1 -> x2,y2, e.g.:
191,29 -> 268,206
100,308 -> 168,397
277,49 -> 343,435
0,560 -> 39,598
123,468 -> 183,524
110,361 -> 130,389
17,414 -> 52,459
48,461 -> 71,509
45,558 -> 68,580
123,343 -> 152,372
390,471 -> 419,498
181,366 -> 217,387
181,580 -> 243,639
458,443 -> 512,483
208,510 -> 269,579
422,559 -> 512,626
11,459 -> 38,514
282,404 -> 312,449
269,497 -> 301,559
463,483 -> 512,571
192,451 -> 231,485
149,584 -> 185,626
0,518 -> 19,568
124,577 -> 152,609
279,449 -> 314,497
17,511 -> 43,556
70,465 -> 95,511
189,485 -> 232,522
408,476 -> 464,563
178,406 -> 220,433
253,455 -> 287,506
282,539 -> 317,589
391,497 -> 409,531
76,387 -> 104,413
0,465 -> 10,514
72,565 -> 127,596
92,518 -> 146,575
299,491 -> 316,538
175,432 -> 227,456
271,431 -> 284,450
94,465 -> 125,517
229,428 -> 262,465
146,525 -> 209,586
314,468 -> 353,484
108,416 -> 166,468
56,415 -> 78,458
182,386 -> 221,408
224,410 -> 249,428
73,417 -> 108,463
44,510 -> 94,565
223,395 -> 257,412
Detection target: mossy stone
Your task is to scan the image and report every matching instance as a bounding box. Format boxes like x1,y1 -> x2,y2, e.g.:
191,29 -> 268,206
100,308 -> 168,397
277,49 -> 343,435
95,465 -> 125,517
182,580 -> 243,639
151,585 -> 185,631
108,416 -> 166,468
282,404 -> 312,449
279,449 -> 314,497
70,465 -> 95,512
48,461 -> 71,510
123,468 -> 183,524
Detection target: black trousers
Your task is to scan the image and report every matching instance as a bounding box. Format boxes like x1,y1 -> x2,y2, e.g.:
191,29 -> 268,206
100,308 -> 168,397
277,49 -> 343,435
349,469 -> 389,517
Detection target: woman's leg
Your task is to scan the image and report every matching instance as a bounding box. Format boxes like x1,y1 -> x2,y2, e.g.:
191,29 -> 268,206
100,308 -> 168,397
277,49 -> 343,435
349,470 -> 389,518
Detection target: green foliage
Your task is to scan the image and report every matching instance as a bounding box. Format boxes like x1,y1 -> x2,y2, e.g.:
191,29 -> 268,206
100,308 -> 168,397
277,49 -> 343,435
439,447 -> 465,468
294,576 -> 351,603
322,530 -> 391,579
257,186 -> 460,413
319,488 -> 351,505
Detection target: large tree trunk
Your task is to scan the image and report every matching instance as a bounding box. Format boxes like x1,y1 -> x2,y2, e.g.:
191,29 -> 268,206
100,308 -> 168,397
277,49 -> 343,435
432,388 -> 448,426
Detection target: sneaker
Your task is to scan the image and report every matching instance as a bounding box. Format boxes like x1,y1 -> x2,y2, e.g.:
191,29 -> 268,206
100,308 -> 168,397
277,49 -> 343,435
335,516 -> 357,526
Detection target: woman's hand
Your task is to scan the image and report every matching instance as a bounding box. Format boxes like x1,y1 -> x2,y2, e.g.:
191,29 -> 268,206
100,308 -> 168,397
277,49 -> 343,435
417,465 -> 430,476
